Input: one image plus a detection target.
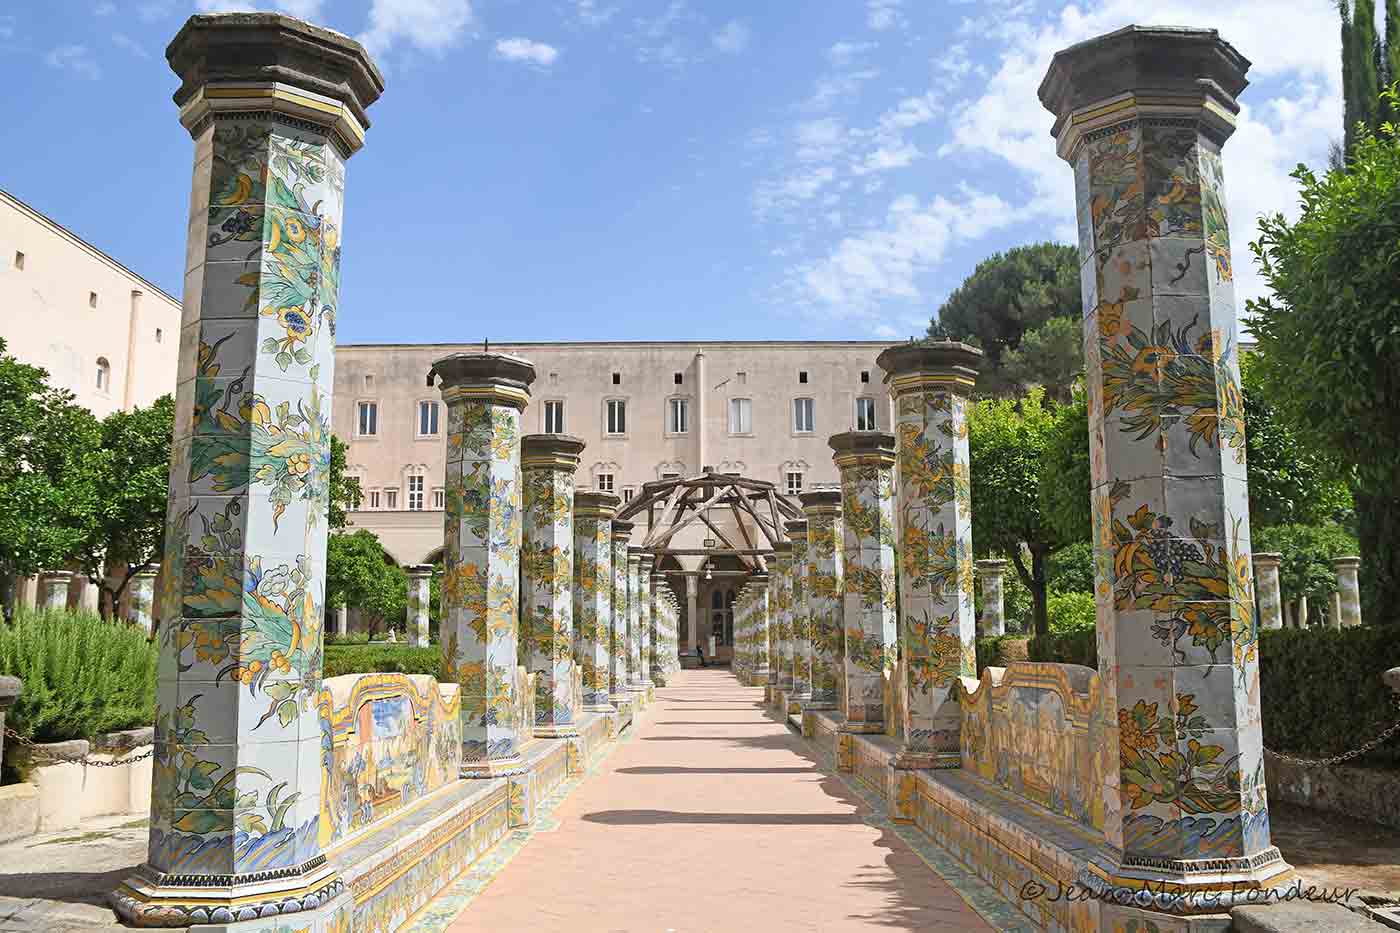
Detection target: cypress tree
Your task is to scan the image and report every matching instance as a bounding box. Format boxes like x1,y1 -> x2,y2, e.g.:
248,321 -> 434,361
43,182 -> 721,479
1387,0 -> 1400,118
1343,0 -> 1358,156
1355,0 -> 1382,131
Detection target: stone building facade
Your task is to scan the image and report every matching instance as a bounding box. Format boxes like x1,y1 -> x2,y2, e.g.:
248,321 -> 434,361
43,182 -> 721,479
334,341 -> 894,566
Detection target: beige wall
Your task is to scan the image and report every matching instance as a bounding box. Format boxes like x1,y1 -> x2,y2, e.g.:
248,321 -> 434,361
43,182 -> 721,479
0,189 -> 181,418
335,341 -> 894,564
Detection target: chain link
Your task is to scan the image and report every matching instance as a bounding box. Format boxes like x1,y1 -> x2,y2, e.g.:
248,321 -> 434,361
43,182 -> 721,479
1264,695 -> 1400,768
3,727 -> 154,767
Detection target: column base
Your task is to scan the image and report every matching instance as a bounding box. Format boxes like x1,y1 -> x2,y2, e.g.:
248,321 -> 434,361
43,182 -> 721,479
1079,847 -> 1298,914
582,701 -> 618,715
111,856 -> 340,928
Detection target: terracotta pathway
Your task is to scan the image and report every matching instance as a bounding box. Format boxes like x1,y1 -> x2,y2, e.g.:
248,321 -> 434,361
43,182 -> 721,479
445,668 -> 997,932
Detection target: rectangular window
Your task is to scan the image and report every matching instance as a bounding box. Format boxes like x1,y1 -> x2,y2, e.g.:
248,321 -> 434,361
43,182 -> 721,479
433,488 -> 445,510
786,471 -> 803,496
793,397 -> 814,433
357,401 -> 378,436
860,370 -> 871,384
728,397 -> 751,434
736,371 -> 747,385
89,291 -> 98,308
364,374 -> 375,390
367,489 -> 381,509
13,251 -> 23,270
417,400 -> 439,436
611,372 -> 621,385
623,487 -> 636,502
799,371 -> 808,384
855,397 -> 877,431
607,399 -> 627,435
384,488 -> 398,510
667,397 -> 689,434
408,475 -> 424,511
674,372 -> 683,385
544,400 -> 564,433
661,472 -> 681,480
597,473 -> 615,493
155,327 -> 163,343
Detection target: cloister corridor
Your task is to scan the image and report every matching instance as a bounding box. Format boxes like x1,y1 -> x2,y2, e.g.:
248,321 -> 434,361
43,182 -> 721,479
443,669 -> 1000,933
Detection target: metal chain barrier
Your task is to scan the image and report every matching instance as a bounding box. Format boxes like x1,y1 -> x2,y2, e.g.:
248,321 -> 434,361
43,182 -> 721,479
3,727 -> 154,767
1264,695 -> 1400,768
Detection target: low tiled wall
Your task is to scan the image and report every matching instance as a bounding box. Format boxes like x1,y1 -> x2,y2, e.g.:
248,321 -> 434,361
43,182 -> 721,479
319,673 -> 463,851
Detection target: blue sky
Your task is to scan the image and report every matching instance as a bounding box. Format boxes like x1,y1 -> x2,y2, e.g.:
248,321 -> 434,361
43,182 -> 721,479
2,0 -> 1344,343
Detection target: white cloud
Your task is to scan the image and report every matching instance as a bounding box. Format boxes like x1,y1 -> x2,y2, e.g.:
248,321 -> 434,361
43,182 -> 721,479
867,0 -> 903,31
574,0 -> 617,27
712,19 -> 750,54
852,143 -> 921,176
44,44 -> 100,79
940,0 -> 1343,311
806,68 -> 879,111
794,189 -> 1020,311
632,0 -> 692,67
112,32 -> 150,58
359,0 -> 474,57
494,37 -> 559,67
828,41 -> 874,67
936,42 -> 975,81
754,167 -> 836,220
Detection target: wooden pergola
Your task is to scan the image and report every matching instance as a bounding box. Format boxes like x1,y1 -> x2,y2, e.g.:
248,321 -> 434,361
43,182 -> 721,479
615,469 -> 803,571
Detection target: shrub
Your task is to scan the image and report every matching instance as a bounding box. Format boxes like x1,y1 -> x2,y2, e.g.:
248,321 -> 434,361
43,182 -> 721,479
1028,626 -> 1097,669
0,607 -> 157,747
975,635 -> 1030,674
1258,627 -> 1400,767
1047,591 -> 1096,633
323,644 -> 442,678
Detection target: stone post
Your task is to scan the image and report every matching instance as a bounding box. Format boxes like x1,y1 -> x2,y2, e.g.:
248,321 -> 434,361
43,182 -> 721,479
335,604 -> 348,637
520,434 -> 585,738
637,554 -> 655,693
1334,557 -> 1362,628
829,432 -> 898,735
786,520 -> 812,707
1041,26 -> 1293,908
574,491 -> 619,713
878,341 -> 981,770
609,521 -> 633,702
128,565 -> 159,635
0,676 -> 20,772
975,560 -> 1007,637
434,352 -> 535,776
800,490 -> 843,710
1253,553 -> 1283,631
404,564 -> 432,648
113,12 -> 383,927
40,571 -> 72,610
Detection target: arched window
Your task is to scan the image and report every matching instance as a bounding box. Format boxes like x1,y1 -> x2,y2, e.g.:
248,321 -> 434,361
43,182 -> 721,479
95,357 -> 111,393
711,590 -> 725,643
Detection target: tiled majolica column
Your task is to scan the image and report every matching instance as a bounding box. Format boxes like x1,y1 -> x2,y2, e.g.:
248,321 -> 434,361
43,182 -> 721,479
830,432 -> 897,735
406,564 -> 432,647
625,549 -> 646,699
1254,553 -> 1283,631
878,342 -> 980,769
575,491 -> 619,712
128,566 -> 159,635
521,434 -> 585,738
1041,26 -> 1293,907
610,521 -> 633,702
649,572 -> 665,685
41,571 -> 72,610
751,574 -> 771,684
976,559 -> 1007,637
773,542 -> 794,694
638,554 -> 656,693
800,491 -> 843,710
113,13 -> 383,927
1334,557 -> 1362,627
786,520 -> 812,706
433,353 -> 534,777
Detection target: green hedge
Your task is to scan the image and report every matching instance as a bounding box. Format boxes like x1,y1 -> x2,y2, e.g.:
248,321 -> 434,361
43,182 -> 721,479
323,644 -> 442,678
1028,627 -> 1098,668
0,608 -> 157,746
1258,627 -> 1400,767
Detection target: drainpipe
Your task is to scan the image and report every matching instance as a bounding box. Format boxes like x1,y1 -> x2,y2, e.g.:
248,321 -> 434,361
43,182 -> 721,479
695,350 -> 707,472
123,289 -> 142,411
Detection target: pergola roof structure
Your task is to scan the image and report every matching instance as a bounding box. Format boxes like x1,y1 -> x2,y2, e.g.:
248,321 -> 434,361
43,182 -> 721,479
615,469 -> 804,573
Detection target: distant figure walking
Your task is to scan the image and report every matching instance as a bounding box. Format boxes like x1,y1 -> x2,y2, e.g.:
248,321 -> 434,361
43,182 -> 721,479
696,644 -> 707,668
